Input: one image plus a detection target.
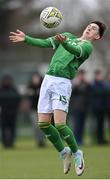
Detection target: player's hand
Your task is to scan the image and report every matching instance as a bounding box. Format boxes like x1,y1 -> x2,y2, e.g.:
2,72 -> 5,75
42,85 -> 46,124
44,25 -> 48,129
9,29 -> 25,43
55,33 -> 67,43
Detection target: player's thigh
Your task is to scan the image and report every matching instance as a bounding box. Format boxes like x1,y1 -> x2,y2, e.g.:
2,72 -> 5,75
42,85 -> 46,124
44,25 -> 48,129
38,113 -> 52,123
53,109 -> 67,124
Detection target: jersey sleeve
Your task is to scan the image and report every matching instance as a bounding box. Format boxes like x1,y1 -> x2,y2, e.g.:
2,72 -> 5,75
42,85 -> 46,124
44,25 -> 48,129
80,41 -> 93,59
24,35 -> 61,49
24,35 -> 54,48
24,32 -> 76,50
61,38 -> 93,59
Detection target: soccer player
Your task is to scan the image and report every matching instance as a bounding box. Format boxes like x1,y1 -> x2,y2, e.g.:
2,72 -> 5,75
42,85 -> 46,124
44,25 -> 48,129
9,21 -> 106,176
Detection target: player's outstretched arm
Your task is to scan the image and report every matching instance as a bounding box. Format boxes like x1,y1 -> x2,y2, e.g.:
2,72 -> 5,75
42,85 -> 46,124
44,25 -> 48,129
9,29 -> 25,42
9,29 -> 54,48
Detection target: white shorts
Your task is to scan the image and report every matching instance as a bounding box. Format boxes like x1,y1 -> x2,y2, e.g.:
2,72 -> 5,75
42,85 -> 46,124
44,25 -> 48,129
38,75 -> 72,113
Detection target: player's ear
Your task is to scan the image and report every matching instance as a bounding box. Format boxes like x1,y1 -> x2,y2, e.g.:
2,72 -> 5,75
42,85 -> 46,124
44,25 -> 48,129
95,34 -> 100,40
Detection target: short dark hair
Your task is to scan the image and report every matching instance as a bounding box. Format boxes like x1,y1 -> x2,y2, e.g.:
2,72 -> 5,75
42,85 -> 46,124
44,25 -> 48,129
91,21 -> 107,38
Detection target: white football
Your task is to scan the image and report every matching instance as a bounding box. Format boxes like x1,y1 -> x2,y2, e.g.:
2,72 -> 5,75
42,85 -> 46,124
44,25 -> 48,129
40,7 -> 63,28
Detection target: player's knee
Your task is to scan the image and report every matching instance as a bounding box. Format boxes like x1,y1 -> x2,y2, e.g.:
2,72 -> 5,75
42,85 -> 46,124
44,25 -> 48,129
38,122 -> 50,129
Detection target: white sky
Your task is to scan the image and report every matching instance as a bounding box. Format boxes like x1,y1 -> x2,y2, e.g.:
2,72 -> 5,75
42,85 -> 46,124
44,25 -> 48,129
81,0 -> 98,9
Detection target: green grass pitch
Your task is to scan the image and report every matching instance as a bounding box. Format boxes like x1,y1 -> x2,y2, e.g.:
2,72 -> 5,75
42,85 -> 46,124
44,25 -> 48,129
0,138 -> 110,179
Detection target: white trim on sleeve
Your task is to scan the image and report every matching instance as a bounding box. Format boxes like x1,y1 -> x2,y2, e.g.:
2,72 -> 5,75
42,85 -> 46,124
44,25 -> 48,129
49,37 -> 56,50
76,45 -> 83,59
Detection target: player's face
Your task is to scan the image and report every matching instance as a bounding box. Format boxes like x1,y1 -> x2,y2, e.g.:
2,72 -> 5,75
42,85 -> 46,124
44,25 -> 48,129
83,23 -> 100,40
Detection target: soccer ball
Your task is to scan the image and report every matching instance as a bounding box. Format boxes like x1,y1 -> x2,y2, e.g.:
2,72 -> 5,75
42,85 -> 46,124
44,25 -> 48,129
40,7 -> 63,28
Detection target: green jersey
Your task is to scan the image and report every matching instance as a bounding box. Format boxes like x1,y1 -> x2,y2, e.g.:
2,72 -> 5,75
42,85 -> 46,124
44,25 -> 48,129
25,32 -> 93,79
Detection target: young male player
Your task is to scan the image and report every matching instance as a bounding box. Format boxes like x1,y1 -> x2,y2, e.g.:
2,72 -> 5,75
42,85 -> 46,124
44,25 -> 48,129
9,21 -> 106,176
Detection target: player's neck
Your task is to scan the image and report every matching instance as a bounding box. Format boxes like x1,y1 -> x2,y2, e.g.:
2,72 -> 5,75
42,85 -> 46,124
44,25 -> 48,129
79,35 -> 93,42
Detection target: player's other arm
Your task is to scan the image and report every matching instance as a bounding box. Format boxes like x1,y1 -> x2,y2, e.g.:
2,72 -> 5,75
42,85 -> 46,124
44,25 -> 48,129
55,33 -> 81,57
63,41 -> 93,58
9,29 -> 58,48
55,33 -> 93,58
